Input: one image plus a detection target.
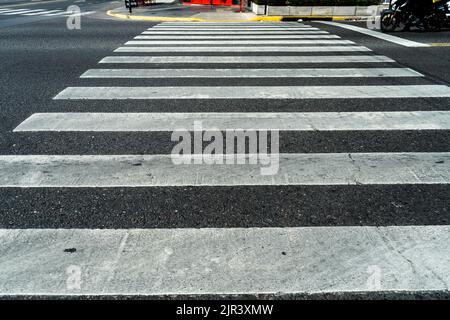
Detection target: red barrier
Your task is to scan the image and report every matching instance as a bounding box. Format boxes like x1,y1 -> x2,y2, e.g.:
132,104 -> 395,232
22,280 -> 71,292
182,0 -> 235,6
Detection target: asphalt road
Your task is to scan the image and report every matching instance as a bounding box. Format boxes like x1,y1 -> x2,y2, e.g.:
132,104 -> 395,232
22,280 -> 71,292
0,1 -> 449,299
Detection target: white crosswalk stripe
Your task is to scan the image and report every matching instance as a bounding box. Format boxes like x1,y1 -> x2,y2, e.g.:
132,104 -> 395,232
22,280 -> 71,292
134,34 -> 340,39
79,68 -> 423,78
0,9 -> 32,12
22,10 -> 64,16
114,46 -> 372,52
157,25 -> 313,28
15,111 -> 448,132
1,226 -> 449,295
149,27 -> 322,31
125,39 -> 355,45
99,55 -> 393,63
4,22 -> 450,297
2,9 -> 46,15
141,30 -> 329,34
1,153 -> 449,187
1,9 -> 37,15
0,8 -> 94,17
54,85 -> 450,100
152,27 -> 318,30
156,22 -> 311,25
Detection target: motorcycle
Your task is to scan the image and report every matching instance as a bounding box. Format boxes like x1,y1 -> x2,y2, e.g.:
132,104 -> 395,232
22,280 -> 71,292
380,0 -> 448,32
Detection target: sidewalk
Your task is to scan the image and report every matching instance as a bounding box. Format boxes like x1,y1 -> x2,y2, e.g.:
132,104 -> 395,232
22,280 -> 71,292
107,3 -> 279,22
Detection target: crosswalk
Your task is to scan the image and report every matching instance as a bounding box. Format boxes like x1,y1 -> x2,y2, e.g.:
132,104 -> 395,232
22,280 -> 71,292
1,21 -> 450,297
0,7 -> 94,18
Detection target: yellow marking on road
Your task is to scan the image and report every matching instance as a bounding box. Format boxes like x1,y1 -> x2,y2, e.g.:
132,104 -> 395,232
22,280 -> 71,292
428,43 -> 450,47
106,10 -> 284,22
106,10 -> 375,23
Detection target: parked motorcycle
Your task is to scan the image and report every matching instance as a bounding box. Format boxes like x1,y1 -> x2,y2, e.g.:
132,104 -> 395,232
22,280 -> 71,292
380,0 -> 449,32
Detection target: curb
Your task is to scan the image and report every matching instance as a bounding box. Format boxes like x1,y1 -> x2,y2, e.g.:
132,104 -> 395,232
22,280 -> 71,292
106,10 -> 369,22
107,10 -> 283,22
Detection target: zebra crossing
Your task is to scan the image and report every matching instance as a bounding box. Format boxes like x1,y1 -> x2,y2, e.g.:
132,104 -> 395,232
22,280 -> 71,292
0,7 -> 94,18
1,21 -> 450,296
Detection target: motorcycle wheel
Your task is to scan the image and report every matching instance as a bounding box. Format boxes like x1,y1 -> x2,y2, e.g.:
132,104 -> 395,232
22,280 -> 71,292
424,14 -> 442,32
381,12 -> 399,32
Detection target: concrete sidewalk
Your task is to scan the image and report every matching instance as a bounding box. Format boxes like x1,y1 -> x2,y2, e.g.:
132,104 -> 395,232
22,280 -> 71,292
107,3 -> 278,22
107,3 -> 375,22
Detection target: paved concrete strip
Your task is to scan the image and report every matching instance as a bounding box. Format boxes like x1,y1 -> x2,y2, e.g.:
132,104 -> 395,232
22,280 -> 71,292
318,21 -> 430,48
135,35 -> 339,40
1,226 -> 449,296
115,46 -> 372,53
141,31 -> 327,35
125,40 -> 355,45
14,111 -> 450,132
99,55 -> 392,64
1,153 -> 450,187
54,85 -> 450,100
80,68 -> 422,79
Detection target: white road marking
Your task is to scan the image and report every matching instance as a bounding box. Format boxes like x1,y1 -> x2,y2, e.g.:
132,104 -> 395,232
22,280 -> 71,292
79,68 -> 422,79
0,9 -> 32,13
154,24 -> 313,27
0,153 -> 449,187
47,11 -> 95,16
10,9 -> 46,15
1,226 -> 449,295
149,27 -> 321,31
54,85 -> 450,100
158,21 -> 304,23
1,9 -> 39,14
115,46 -> 372,53
151,27 -> 318,31
22,10 -> 61,15
14,111 -> 450,132
141,30 -> 328,35
158,23 -> 310,26
99,55 -> 393,64
150,28 -> 321,32
24,9 -> 58,16
125,40 -> 355,45
318,21 -> 430,48
134,35 -> 340,40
